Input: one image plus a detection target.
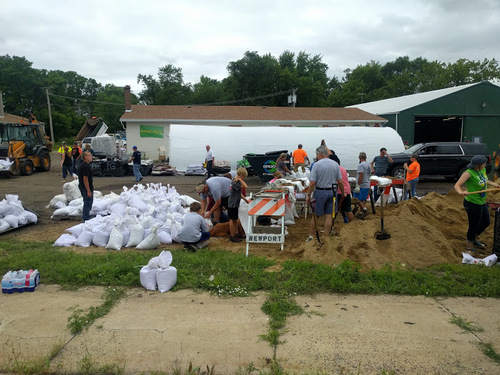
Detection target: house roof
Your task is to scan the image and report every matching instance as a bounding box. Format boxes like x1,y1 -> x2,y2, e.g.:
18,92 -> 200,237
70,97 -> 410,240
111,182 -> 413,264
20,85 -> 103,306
347,81 -> 495,114
120,105 -> 386,124
0,113 -> 32,123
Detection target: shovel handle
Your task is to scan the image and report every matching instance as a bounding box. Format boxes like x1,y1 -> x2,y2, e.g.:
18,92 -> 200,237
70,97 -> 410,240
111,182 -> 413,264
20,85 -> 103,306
466,188 -> 500,195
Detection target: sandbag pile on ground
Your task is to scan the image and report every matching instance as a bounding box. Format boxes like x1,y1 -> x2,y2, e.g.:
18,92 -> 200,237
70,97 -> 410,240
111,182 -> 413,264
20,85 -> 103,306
52,183 -> 199,250
0,159 -> 13,171
0,194 -> 38,232
140,250 -> 177,292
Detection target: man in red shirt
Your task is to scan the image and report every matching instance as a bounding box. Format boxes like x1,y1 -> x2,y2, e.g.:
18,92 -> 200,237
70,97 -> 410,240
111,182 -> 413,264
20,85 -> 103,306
291,144 -> 310,173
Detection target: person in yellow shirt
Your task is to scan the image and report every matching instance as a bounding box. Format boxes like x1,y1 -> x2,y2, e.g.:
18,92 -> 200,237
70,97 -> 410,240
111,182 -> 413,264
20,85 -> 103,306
291,144 -> 310,173
57,141 -> 71,158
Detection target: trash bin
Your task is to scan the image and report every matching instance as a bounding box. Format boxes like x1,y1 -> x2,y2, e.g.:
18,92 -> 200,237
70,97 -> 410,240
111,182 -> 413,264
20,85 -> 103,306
244,150 -> 289,182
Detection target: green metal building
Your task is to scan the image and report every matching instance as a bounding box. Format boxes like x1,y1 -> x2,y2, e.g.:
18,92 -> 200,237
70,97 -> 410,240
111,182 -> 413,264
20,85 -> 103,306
348,81 -> 500,155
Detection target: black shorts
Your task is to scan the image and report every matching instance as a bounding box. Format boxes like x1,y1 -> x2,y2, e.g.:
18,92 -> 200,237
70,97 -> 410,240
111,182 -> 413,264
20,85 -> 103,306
338,194 -> 352,213
227,207 -> 239,221
221,196 -> 229,209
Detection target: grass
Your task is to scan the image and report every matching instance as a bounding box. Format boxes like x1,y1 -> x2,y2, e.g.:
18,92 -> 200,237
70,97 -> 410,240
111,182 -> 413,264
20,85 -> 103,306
450,315 -> 484,333
2,238 -> 500,374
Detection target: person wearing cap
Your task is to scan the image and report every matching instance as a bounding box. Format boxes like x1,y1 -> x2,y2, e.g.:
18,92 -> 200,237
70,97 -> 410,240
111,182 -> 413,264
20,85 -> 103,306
57,141 -> 71,158
454,155 -> 500,252
353,151 -> 371,218
291,144 -> 310,173
276,153 -> 290,175
71,141 -> 82,176
129,146 -> 143,182
403,153 -> 420,200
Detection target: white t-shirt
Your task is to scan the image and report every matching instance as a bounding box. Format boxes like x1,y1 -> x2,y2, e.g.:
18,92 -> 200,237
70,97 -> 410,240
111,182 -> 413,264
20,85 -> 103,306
205,149 -> 214,162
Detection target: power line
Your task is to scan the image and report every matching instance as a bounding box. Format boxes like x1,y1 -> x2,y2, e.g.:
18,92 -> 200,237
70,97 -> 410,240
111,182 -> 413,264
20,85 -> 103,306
48,92 -> 124,106
192,88 -> 295,106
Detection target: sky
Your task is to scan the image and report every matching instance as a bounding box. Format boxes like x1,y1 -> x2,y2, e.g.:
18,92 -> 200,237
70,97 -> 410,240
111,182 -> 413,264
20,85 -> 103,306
2,0 -> 500,95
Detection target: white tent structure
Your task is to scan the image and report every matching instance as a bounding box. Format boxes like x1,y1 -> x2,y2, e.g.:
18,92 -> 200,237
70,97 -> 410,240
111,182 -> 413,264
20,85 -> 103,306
169,125 -> 404,172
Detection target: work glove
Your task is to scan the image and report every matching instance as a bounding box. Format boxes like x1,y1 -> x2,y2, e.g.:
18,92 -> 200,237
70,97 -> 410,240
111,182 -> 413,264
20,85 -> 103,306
354,185 -> 360,194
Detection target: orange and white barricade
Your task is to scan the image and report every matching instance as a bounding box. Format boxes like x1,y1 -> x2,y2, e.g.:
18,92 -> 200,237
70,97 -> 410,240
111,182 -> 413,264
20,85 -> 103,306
246,191 -> 286,256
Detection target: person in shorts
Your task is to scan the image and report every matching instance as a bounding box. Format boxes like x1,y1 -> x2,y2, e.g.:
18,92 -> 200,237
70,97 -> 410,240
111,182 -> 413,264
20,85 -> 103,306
305,146 -> 345,241
338,162 -> 354,223
228,167 -> 250,242
353,152 -> 372,218
196,176 -> 231,224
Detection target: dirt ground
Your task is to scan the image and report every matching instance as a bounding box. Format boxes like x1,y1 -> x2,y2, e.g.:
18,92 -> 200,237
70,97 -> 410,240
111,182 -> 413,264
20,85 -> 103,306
1,152 -> 499,270
2,153 -> 500,374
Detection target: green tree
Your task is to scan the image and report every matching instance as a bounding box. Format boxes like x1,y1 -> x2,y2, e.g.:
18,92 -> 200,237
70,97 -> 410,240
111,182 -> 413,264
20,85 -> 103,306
137,64 -> 192,105
191,75 -> 225,105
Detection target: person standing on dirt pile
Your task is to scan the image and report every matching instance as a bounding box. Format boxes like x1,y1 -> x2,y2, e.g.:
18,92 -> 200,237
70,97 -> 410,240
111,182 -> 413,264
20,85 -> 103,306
205,145 -> 215,178
292,144 -> 310,173
78,151 -> 94,222
306,146 -> 345,241
196,176 -> 231,225
353,152 -> 371,218
276,153 -> 291,175
228,167 -> 250,243
178,201 -> 211,252
71,141 -> 82,177
403,153 -> 420,199
129,146 -> 143,182
338,161 -> 355,223
61,146 -> 74,182
454,155 -> 500,252
321,139 -> 340,164
371,147 -> 393,201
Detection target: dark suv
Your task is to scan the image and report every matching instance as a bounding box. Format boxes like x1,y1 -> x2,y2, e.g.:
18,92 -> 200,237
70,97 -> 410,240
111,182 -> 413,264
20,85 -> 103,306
388,142 -> 492,179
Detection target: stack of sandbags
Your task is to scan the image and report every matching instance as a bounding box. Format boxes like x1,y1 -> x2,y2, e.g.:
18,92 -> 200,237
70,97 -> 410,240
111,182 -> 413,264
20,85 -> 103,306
185,163 -> 206,175
140,251 -> 177,293
0,195 -> 38,233
52,183 -> 199,249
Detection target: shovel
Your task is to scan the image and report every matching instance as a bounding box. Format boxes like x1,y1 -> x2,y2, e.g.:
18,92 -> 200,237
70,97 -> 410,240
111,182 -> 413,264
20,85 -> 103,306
376,190 -> 391,240
309,199 -> 323,248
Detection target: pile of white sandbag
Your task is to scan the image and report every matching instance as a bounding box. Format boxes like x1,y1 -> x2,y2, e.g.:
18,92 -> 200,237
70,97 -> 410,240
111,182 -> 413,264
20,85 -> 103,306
140,250 -> 177,292
52,182 -> 201,250
462,252 -> 498,266
0,159 -> 14,172
0,194 -> 38,233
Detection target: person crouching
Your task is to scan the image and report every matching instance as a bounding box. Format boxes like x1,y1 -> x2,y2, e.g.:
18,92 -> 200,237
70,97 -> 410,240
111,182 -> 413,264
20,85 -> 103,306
178,202 -> 211,252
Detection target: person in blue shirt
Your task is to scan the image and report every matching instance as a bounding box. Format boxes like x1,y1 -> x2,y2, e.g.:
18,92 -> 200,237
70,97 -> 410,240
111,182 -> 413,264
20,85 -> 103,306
129,146 -> 143,182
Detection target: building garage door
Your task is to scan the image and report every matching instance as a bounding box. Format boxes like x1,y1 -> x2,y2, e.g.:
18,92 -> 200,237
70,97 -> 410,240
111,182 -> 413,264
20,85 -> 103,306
414,116 -> 462,144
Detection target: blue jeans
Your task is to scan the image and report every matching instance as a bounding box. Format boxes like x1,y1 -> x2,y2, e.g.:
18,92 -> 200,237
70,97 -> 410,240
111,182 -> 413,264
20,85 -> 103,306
405,178 -> 419,200
62,164 -> 73,179
133,163 -> 142,181
79,187 -> 94,221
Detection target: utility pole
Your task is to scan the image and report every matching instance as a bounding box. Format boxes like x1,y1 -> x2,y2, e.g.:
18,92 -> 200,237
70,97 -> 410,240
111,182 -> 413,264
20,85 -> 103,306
44,88 -> 55,142
288,88 -> 297,107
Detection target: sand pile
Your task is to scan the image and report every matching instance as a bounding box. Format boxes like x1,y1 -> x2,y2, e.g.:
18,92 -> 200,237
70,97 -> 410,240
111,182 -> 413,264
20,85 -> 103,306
243,190 -> 500,270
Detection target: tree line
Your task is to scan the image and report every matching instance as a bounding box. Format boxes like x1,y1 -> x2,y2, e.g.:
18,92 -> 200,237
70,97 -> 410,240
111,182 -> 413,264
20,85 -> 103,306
1,53 -> 499,140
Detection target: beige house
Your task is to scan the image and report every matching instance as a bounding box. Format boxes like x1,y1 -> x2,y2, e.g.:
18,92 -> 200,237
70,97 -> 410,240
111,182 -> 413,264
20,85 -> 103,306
119,86 -> 387,160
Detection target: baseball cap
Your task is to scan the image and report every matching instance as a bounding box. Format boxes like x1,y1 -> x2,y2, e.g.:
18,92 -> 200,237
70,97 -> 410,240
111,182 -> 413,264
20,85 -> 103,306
467,155 -> 487,169
133,146 -> 137,149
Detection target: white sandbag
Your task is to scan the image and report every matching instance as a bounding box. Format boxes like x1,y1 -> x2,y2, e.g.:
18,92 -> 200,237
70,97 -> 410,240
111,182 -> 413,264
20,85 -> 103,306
53,233 -> 77,247
0,200 -> 12,216
238,201 -> 249,234
139,266 -> 157,291
121,226 -> 130,247
136,227 -> 160,250
66,223 -> 85,237
157,266 -> 177,293
157,229 -> 172,244
106,224 -> 124,251
126,223 -> 145,247
52,206 -> 72,217
75,231 -> 94,247
462,252 -> 498,266
158,250 -> 173,268
128,195 -> 149,212
47,194 -> 68,209
170,221 -> 182,243
3,215 -> 19,228
0,219 -> 10,232
139,215 -> 154,229
178,195 -> 198,207
63,180 -> 81,201
17,214 -> 28,226
109,201 -> 128,216
24,210 -> 38,224
93,231 -> 110,247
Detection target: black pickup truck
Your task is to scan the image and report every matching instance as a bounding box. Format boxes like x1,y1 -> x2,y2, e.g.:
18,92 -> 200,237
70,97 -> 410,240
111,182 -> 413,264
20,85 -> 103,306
387,142 -> 492,179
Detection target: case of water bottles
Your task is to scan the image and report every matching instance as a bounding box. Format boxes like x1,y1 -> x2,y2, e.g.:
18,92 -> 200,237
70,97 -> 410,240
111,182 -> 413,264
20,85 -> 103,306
2,269 -> 40,294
